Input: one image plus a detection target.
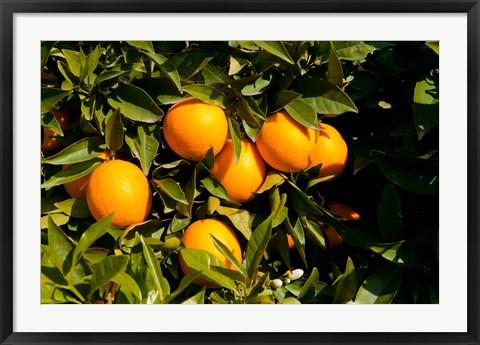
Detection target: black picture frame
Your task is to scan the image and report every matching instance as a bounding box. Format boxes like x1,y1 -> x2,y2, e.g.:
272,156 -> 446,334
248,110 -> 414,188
1,1 -> 479,344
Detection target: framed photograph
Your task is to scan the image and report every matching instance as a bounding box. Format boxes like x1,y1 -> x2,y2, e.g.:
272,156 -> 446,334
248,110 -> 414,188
1,1 -> 479,344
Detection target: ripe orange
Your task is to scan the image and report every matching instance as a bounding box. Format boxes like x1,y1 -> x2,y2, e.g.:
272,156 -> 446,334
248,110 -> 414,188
42,108 -> 75,152
323,202 -> 360,248
309,123 -> 348,178
256,112 -> 319,173
211,139 -> 267,203
179,219 -> 242,288
86,160 -> 152,228
163,97 -> 228,161
63,150 -> 112,199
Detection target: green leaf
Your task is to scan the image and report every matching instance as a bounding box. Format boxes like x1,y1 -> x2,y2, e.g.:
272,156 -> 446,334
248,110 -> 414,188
108,84 -> 164,123
153,179 -> 188,205
41,284 -> 80,304
41,88 -> 72,113
163,271 -> 203,304
105,108 -> 124,153
95,69 -> 128,85
334,41 -> 377,61
254,41 -> 294,64
293,79 -> 358,115
70,213 -> 114,271
144,51 -> 181,90
377,182 -> 403,242
110,271 -> 143,303
41,41 -> 56,69
244,215 -> 273,285
298,267 -> 319,303
371,150 -> 438,195
89,255 -> 129,299
179,248 -> 238,291
211,234 -> 245,275
413,69 -> 439,140
200,176 -> 229,200
47,215 -> 74,276
41,158 -> 103,189
140,235 -> 169,302
333,257 -> 356,304
41,213 -> 70,229
216,206 -> 252,240
425,41 -> 439,55
355,264 -> 404,304
41,111 -> 63,135
132,77 -> 183,105
255,171 -> 286,194
270,90 -> 301,113
42,137 -> 106,165
182,287 -> 206,304
54,198 -> 92,219
284,217 -> 307,266
181,84 -> 226,109
327,42 -> 344,86
62,49 -> 81,76
126,41 -> 155,53
229,56 -> 249,75
228,118 -> 242,165
235,97 -> 261,128
125,125 -> 160,176
369,241 -> 431,268
284,98 -> 320,130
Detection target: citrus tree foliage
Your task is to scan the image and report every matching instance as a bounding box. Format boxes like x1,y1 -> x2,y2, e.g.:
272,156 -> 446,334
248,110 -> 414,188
41,41 -> 439,304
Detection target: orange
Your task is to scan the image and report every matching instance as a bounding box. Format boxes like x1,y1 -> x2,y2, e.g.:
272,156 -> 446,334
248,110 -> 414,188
86,160 -> 152,228
179,219 -> 242,288
63,150 -> 112,199
256,112 -> 319,173
323,202 -> 360,248
163,97 -> 228,161
42,108 -> 75,152
211,139 -> 267,203
309,123 -> 348,178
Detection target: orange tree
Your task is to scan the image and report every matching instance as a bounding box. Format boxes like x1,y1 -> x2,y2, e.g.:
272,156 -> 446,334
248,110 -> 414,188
41,41 -> 439,304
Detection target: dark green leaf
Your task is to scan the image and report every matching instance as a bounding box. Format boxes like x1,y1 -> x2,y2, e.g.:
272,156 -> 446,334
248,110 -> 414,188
105,108 -> 124,153
284,98 -> 320,130
254,41 -> 294,64
41,88 -> 72,113
132,78 -> 183,105
328,42 -> 343,86
200,176 -> 229,200
70,213 -> 114,270
245,215 -> 273,285
41,158 -> 103,189
125,125 -> 159,176
293,79 -> 358,115
228,118 -> 242,165
43,137 -> 106,165
413,69 -> 439,140
108,84 -> 164,123
270,90 -> 301,113
181,84 -> 226,109
355,264 -> 404,304
369,241 -> 431,268
153,179 -> 188,205
144,51 -> 181,90
371,150 -> 438,195
377,182 -> 403,242
163,271 -> 203,304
